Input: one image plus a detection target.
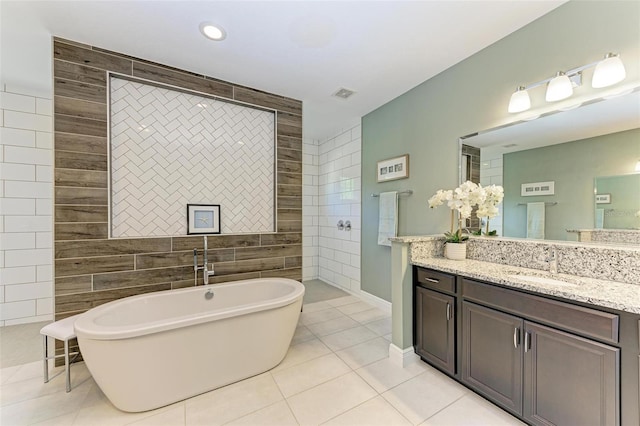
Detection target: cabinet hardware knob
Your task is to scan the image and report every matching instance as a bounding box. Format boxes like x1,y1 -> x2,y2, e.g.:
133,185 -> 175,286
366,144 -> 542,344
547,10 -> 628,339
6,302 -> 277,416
446,303 -> 452,321
513,327 -> 520,348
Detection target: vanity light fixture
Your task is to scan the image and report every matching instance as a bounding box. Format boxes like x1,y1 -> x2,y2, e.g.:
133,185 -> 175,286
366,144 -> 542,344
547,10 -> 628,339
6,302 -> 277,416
508,52 -> 626,113
635,160 -> 640,172
592,53 -> 626,88
508,86 -> 531,113
199,22 -> 227,41
545,72 -> 573,102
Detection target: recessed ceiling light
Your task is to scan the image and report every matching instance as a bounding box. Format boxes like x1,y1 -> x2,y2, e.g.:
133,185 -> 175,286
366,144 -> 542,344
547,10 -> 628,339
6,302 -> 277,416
199,22 -> 226,41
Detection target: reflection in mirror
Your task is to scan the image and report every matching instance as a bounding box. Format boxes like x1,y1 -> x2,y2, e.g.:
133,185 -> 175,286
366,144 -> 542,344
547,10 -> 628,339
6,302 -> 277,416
460,89 -> 640,245
594,174 -> 640,229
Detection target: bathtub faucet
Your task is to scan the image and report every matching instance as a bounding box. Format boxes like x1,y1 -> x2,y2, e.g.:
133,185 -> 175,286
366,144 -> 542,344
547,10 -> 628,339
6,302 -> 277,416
193,236 -> 216,285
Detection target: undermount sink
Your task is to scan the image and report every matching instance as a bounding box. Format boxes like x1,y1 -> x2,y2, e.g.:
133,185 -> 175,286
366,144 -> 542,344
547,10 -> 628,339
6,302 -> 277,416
507,274 -> 578,287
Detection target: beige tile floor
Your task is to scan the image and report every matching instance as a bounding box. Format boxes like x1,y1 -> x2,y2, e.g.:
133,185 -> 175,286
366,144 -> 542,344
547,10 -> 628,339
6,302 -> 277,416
0,295 -> 525,426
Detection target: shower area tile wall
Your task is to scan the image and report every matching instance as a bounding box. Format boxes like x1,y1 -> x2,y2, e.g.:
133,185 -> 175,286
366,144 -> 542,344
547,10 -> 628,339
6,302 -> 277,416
317,124 -> 362,293
302,138 -> 319,280
52,38 -> 303,323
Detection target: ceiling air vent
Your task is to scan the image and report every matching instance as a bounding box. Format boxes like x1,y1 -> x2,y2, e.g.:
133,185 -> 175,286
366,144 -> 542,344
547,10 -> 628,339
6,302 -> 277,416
333,88 -> 356,99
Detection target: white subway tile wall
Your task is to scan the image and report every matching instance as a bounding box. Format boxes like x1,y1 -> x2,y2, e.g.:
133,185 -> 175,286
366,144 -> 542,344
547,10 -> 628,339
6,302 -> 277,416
317,124 -> 362,293
302,138 -> 319,280
480,149 -> 504,236
0,85 -> 54,326
110,78 -> 276,237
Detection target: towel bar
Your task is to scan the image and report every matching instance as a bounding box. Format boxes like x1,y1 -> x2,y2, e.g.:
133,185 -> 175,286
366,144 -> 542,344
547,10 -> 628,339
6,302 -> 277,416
517,202 -> 557,206
371,190 -> 413,197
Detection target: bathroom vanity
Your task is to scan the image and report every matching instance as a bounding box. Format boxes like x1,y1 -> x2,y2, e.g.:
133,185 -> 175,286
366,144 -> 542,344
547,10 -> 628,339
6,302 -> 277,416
414,265 -> 634,425
390,236 -> 640,425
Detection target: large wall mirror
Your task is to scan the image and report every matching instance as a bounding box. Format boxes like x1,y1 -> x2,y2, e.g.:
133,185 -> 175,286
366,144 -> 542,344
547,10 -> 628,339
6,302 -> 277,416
460,88 -> 640,245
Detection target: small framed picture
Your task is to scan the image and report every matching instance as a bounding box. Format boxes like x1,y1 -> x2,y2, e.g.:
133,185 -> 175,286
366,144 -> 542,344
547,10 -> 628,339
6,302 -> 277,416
377,154 -> 409,182
187,204 -> 221,234
595,194 -> 611,204
521,181 -> 555,196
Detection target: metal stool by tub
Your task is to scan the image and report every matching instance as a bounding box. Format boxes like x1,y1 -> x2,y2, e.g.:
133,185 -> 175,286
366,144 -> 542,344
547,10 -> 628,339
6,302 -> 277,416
40,314 -> 81,392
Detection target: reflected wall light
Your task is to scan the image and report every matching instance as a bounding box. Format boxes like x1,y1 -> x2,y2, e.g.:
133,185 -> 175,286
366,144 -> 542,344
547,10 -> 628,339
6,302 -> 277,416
507,52 -> 627,113
635,159 -> 640,172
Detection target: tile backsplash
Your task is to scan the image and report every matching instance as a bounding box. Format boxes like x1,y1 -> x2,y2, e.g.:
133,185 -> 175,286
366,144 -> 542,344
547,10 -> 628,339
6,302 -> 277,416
408,236 -> 640,285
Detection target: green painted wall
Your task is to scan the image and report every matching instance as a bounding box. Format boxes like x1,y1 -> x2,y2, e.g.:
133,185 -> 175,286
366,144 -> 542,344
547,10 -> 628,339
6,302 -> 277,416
361,1 -> 640,301
503,129 -> 640,240
595,173 -> 640,230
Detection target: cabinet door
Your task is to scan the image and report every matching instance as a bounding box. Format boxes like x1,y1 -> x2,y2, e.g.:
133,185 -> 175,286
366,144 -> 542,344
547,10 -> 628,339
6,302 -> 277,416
462,301 -> 523,416
524,321 -> 620,426
415,286 -> 455,374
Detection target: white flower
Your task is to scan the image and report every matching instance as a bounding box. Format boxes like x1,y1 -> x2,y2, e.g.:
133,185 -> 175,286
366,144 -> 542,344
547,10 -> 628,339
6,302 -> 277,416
475,184 -> 504,219
428,189 -> 452,208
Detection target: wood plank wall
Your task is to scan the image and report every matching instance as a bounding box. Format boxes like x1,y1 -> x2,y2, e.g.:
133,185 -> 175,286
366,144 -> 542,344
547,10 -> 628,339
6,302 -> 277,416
53,37 -> 303,322
461,144 -> 481,231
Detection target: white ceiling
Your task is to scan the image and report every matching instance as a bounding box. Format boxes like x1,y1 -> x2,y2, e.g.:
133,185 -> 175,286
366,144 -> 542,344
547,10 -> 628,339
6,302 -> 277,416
2,0 -> 566,140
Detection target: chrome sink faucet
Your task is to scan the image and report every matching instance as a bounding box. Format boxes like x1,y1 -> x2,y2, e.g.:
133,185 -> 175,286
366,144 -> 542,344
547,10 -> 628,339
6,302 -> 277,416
546,248 -> 558,275
193,236 -> 216,285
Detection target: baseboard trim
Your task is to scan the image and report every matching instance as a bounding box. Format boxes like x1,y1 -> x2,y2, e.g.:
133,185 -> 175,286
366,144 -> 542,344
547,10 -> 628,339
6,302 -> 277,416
312,278 -> 391,314
357,290 -> 391,314
389,343 -> 419,367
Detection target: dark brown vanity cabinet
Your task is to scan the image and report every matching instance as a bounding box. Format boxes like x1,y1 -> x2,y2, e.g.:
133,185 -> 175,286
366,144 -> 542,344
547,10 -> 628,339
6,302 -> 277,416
414,267 -> 628,425
462,301 -> 619,425
461,278 -> 620,425
415,286 -> 455,374
462,301 -> 523,416
414,268 -> 456,375
524,321 -> 619,426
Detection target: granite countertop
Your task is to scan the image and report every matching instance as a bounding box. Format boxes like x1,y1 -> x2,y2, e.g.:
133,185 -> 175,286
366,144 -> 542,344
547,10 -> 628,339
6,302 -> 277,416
412,257 -> 640,314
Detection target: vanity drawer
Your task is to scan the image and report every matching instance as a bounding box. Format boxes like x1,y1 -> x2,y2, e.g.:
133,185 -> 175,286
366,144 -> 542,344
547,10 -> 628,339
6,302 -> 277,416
462,278 -> 619,344
416,268 -> 456,294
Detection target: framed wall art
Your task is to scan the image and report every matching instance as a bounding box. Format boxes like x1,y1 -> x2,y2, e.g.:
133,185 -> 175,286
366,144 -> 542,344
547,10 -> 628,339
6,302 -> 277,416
377,154 -> 409,182
521,181 -> 555,196
187,204 -> 221,234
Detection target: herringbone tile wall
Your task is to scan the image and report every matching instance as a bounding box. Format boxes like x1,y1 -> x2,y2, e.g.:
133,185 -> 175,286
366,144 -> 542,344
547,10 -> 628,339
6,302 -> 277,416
52,38 -> 303,339
110,77 -> 275,237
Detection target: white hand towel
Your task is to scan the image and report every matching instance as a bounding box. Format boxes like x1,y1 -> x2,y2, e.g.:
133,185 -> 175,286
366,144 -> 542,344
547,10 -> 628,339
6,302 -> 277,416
378,191 -> 398,246
595,208 -> 605,229
526,202 -> 545,239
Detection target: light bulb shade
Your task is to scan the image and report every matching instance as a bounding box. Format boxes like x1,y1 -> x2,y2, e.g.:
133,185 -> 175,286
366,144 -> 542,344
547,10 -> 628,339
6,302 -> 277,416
508,87 -> 531,113
592,53 -> 626,88
545,72 -> 573,102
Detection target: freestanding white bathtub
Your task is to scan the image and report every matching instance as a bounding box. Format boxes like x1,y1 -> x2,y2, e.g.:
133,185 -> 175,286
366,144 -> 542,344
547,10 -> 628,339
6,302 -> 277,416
74,278 -> 304,412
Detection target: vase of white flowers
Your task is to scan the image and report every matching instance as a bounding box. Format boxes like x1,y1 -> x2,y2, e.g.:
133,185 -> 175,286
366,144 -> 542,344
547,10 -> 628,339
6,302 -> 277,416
428,181 -> 504,260
428,181 -> 482,260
